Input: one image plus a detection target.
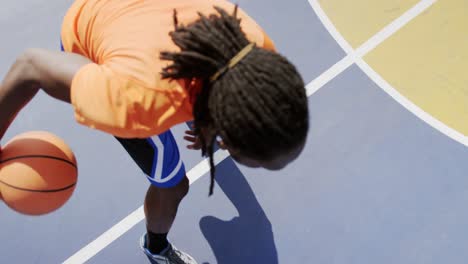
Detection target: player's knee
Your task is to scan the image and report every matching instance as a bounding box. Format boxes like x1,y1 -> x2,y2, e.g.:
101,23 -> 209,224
173,176 -> 189,200
150,176 -> 189,202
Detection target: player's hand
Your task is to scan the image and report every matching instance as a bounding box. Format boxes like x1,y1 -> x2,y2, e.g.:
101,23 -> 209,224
184,129 -> 202,150
218,139 -> 227,150
184,126 -> 227,150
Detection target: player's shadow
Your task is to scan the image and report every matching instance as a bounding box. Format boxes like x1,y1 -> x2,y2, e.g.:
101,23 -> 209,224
199,158 -> 278,264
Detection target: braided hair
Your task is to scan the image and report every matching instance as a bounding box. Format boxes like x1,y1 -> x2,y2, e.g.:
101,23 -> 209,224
160,6 -> 309,195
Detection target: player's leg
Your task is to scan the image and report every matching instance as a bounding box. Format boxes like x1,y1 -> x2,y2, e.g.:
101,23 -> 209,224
144,177 -> 189,247
115,131 -> 197,263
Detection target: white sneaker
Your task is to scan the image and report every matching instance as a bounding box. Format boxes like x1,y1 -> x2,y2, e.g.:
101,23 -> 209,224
140,234 -> 198,264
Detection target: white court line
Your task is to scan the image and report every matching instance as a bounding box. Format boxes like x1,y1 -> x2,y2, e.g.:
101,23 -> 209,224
305,55 -> 354,97
357,59 -> 468,146
63,150 -> 230,264
187,149 -> 231,185
306,0 -> 438,96
63,206 -> 145,264
64,1 -> 448,263
309,0 -> 467,146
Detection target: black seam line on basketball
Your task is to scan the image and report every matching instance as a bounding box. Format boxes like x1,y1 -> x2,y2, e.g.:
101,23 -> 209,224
0,155 -> 77,168
0,179 -> 76,193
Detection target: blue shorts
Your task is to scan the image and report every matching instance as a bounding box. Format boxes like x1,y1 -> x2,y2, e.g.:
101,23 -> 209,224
61,41 -> 185,188
116,133 -> 186,188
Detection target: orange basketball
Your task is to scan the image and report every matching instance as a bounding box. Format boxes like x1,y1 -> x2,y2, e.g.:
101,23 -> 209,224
0,131 -> 78,215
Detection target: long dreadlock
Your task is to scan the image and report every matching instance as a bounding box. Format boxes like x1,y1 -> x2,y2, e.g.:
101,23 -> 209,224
160,6 -> 309,195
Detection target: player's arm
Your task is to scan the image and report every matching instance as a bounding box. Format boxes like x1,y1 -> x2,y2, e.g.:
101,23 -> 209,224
0,48 -> 92,141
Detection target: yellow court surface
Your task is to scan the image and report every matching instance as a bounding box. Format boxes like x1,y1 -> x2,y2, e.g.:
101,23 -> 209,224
318,0 -> 419,47
321,0 -> 468,136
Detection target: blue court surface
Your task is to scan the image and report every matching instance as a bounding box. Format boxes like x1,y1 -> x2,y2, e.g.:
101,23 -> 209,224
1,0 -> 467,263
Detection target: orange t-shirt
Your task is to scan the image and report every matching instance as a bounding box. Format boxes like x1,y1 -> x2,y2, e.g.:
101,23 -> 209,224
61,0 -> 275,138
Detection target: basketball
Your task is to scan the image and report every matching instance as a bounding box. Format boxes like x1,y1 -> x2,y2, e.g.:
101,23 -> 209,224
0,131 -> 78,215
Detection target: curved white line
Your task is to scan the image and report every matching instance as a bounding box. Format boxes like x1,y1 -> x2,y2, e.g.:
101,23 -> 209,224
307,0 -> 353,53
309,0 -> 467,146
357,59 -> 467,146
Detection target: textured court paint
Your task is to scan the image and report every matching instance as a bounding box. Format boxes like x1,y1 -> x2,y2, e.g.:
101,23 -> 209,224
238,65 -> 468,264
306,0 -> 434,97
236,0 -> 345,83
0,0 -> 342,263
2,1 -> 468,264
318,0 -> 419,47
312,0 -> 467,145
95,2 -> 468,264
365,0 -> 468,135
72,0 -> 346,260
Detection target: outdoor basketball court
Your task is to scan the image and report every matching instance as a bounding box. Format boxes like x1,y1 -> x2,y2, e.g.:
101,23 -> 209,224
1,0 -> 467,263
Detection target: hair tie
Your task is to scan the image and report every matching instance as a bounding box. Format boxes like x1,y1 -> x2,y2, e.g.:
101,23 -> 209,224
210,42 -> 256,82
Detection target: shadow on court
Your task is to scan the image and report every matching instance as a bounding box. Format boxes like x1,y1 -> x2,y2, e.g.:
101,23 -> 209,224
199,158 -> 278,264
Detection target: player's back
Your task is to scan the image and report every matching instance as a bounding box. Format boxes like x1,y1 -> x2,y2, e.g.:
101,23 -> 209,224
61,0 -> 265,88
60,0 -> 271,138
